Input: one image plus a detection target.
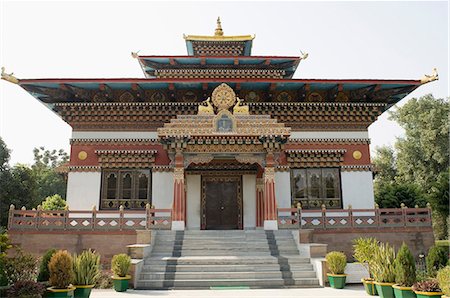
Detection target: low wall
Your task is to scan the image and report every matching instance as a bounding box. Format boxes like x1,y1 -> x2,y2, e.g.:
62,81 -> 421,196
309,227 -> 434,260
9,231 -> 138,267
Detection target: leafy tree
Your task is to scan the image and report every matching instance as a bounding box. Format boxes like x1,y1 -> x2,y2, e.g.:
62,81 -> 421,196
428,170 -> 450,239
375,182 -> 426,209
0,138 -> 10,172
373,146 -> 397,185
41,194 -> 67,210
389,94 -> 449,189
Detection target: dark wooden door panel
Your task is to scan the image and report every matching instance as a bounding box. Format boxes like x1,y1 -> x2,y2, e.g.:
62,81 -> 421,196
202,176 -> 242,230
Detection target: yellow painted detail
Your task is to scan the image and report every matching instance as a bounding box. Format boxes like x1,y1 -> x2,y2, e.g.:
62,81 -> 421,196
392,284 -> 412,290
353,150 -> 362,160
78,151 -> 88,160
413,291 -> 444,296
326,273 -> 348,277
184,34 -> 255,41
374,281 -> 395,286
112,275 -> 131,280
47,286 -> 76,292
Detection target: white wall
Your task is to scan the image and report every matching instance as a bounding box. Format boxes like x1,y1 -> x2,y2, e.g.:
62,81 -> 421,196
72,131 -> 158,139
275,171 -> 291,208
242,175 -> 256,229
186,175 -> 201,230
341,171 -> 375,209
290,131 -> 368,139
66,171 -> 101,210
152,171 -> 174,209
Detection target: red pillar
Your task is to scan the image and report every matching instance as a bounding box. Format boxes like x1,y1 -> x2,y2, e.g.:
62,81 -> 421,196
256,178 -> 264,227
263,152 -> 278,229
172,151 -> 186,230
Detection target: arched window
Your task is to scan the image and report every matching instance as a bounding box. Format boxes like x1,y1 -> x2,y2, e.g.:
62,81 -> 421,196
291,168 -> 341,209
101,169 -> 151,210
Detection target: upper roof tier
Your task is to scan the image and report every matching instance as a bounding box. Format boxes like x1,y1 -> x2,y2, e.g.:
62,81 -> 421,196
183,17 -> 255,56
135,55 -> 301,79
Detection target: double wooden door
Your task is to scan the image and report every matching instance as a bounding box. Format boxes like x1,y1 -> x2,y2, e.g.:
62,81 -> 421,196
201,176 -> 242,230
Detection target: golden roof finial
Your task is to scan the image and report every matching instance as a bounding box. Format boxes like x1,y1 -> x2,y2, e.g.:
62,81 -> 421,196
215,17 -> 224,36
420,68 -> 439,84
1,67 -> 19,84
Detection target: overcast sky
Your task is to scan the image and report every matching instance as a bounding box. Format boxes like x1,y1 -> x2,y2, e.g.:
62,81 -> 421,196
0,1 -> 448,165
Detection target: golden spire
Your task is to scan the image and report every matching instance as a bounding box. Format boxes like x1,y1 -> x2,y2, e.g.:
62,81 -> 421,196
215,17 -> 224,36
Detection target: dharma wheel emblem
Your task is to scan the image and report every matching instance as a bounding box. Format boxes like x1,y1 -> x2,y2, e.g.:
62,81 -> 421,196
211,83 -> 236,111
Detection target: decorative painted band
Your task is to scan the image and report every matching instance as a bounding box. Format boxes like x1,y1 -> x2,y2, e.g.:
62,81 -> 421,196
374,282 -> 395,286
392,285 -> 413,290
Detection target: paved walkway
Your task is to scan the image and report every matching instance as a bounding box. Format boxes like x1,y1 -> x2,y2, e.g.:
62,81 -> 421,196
91,285 -> 367,297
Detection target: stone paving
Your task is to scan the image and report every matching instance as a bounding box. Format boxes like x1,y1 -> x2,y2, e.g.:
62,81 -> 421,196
91,285 -> 368,297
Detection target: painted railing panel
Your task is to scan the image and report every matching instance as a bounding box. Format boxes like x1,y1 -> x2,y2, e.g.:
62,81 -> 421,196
8,206 -> 172,231
277,207 -> 432,230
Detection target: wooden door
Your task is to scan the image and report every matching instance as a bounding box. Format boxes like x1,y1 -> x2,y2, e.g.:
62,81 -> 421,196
202,176 -> 242,230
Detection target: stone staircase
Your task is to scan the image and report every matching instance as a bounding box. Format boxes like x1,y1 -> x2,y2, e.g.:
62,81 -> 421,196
135,230 -> 320,289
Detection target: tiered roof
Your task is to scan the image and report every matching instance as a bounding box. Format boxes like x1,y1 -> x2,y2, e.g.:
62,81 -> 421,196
1,18 -> 438,128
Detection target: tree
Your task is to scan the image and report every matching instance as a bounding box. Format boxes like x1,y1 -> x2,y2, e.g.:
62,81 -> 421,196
0,138 -> 10,172
389,94 -> 449,189
41,194 -> 67,210
427,170 -> 450,239
375,182 -> 426,209
373,146 -> 397,185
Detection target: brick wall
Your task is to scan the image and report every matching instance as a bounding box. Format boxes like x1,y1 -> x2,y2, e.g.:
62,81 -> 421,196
310,227 -> 435,260
9,231 -> 137,267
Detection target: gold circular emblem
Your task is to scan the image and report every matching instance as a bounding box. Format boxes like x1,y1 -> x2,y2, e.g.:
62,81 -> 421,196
211,83 -> 236,111
78,151 -> 88,160
352,150 -> 362,160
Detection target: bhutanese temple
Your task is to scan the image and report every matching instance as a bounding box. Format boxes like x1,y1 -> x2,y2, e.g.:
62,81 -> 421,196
3,18 -> 438,289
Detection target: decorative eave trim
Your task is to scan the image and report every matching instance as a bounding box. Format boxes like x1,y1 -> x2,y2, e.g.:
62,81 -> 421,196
276,165 -> 290,172
70,138 -> 159,145
288,138 -> 370,145
95,150 -> 157,169
68,165 -> 101,172
152,165 -> 173,172
285,149 -> 346,168
285,149 -> 347,154
341,165 -> 374,172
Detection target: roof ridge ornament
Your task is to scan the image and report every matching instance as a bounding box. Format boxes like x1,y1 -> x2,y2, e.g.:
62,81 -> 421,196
1,67 -> 19,84
215,17 -> 224,36
420,68 -> 438,84
300,50 -> 309,60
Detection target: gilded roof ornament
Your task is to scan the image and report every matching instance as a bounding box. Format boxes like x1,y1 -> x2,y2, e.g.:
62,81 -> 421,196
420,68 -> 438,84
131,51 -> 140,59
1,67 -> 19,84
300,50 -> 309,60
211,83 -> 236,111
215,17 -> 224,36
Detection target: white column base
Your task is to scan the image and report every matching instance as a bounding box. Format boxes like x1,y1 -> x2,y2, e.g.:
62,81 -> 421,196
171,221 -> 185,231
264,220 -> 278,230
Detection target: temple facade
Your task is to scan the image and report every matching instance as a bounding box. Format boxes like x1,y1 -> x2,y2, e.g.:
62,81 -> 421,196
3,18 -> 436,231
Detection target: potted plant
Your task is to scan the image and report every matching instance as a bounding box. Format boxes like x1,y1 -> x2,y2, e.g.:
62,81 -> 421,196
47,250 -> 75,298
392,243 -> 417,298
426,245 -> 448,277
37,248 -> 57,283
325,251 -> 347,289
437,266 -> 450,298
72,250 -> 101,298
412,279 -> 443,297
111,254 -> 131,292
372,242 -> 396,298
353,237 -> 379,295
7,280 -> 47,298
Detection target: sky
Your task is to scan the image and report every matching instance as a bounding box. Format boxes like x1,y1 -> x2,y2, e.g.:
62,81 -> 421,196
0,1 -> 448,166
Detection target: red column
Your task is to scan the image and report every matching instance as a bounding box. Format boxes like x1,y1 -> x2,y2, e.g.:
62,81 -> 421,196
172,151 -> 186,229
256,178 -> 264,227
264,167 -> 277,221
263,152 -> 278,224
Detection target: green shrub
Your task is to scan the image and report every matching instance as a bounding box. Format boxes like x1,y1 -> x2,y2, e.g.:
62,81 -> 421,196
394,243 -> 416,286
37,248 -> 56,282
4,249 -> 38,284
437,265 -> 450,296
41,194 -> 67,210
325,251 -> 347,274
73,250 -> 101,286
48,250 -> 74,289
111,254 -> 131,277
7,280 -> 46,298
0,254 -> 7,286
371,242 -> 396,283
0,232 -> 11,255
426,245 -> 449,277
353,237 -> 379,278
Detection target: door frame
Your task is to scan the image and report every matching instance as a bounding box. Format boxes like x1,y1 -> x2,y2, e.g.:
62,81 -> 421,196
201,174 -> 243,230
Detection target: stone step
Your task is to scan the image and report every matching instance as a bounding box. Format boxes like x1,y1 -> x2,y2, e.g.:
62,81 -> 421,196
144,256 -> 312,265
136,277 -> 320,289
140,270 -> 317,280
153,240 -> 297,245
151,246 -> 299,251
150,251 -> 300,257
141,263 -> 314,272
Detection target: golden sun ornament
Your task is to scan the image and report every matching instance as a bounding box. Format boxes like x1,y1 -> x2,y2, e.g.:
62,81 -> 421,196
211,83 -> 236,111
